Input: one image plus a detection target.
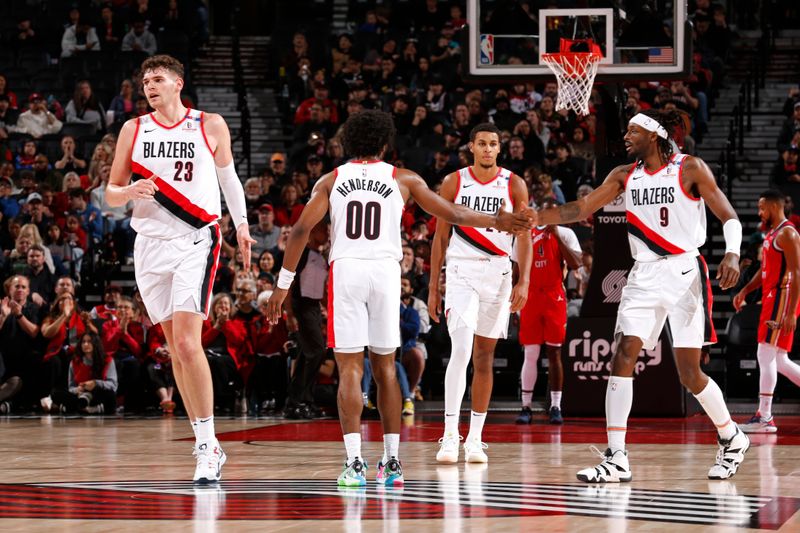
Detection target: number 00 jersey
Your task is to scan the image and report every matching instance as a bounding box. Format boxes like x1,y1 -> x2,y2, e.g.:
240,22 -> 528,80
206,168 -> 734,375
447,166 -> 514,261
328,160 -> 404,262
624,153 -> 706,262
129,109 -> 221,239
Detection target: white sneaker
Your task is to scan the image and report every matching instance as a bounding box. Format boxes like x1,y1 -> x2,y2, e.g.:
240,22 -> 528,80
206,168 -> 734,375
708,426 -> 749,480
576,446 -> 633,483
40,396 -> 53,413
463,438 -> 488,463
436,433 -> 462,464
739,413 -> 777,434
193,441 -> 227,484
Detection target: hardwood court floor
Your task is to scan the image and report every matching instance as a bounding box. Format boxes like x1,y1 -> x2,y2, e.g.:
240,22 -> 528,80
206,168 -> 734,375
2,412 -> 800,532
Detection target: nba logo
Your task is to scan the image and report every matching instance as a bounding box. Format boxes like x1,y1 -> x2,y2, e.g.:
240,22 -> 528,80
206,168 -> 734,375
480,34 -> 494,65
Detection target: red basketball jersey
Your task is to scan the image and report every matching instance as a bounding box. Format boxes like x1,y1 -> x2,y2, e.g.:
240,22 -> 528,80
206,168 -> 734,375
529,227 -> 567,293
761,219 -> 795,293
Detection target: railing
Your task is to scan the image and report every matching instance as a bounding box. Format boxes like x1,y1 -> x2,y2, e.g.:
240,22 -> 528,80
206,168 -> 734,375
717,25 -> 771,198
230,0 -> 252,179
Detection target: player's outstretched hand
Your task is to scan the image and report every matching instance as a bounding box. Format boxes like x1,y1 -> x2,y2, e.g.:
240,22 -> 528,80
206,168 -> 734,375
716,252 -> 740,290
778,313 -> 797,333
493,200 -> 535,233
126,177 -> 159,200
236,223 -> 258,271
266,288 -> 288,325
509,281 -> 528,313
732,290 -> 747,311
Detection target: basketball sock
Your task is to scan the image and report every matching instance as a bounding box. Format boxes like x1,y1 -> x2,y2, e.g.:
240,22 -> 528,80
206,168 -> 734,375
382,433 -> 399,464
444,326 -> 474,435
195,416 -> 215,445
466,411 -> 487,443
757,343 -> 778,419
343,433 -> 362,464
550,391 -> 562,410
606,376 -> 633,453
776,349 -> 800,386
521,345 -> 540,407
191,421 -> 199,440
694,378 -> 736,440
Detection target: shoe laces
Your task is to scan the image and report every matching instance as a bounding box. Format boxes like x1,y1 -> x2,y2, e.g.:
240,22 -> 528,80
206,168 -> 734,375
384,457 -> 402,473
465,439 -> 488,451
589,445 -> 616,464
438,434 -> 463,447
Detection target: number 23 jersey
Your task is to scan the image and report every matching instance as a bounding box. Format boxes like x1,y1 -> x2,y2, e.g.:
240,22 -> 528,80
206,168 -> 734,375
328,160 -> 404,262
624,153 -> 707,262
129,109 -> 221,239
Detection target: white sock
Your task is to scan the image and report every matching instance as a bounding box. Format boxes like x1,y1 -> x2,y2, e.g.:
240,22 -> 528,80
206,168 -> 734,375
466,411 -> 487,442
550,391 -> 562,410
191,421 -> 199,439
521,344 -> 540,407
343,432 -> 362,464
382,433 -> 400,464
444,326 -> 474,434
606,376 -> 633,453
757,343 -> 778,419
195,416 -> 216,445
776,349 -> 800,386
694,378 -> 736,440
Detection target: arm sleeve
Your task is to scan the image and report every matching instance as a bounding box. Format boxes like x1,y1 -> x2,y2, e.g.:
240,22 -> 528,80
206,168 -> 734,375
557,226 -> 583,256
216,162 -> 249,229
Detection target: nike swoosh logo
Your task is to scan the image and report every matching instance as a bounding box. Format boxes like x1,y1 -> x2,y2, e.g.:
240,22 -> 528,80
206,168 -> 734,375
632,175 -> 643,180
463,183 -> 474,188
144,129 -> 156,133
194,239 -> 203,245
681,269 -> 693,275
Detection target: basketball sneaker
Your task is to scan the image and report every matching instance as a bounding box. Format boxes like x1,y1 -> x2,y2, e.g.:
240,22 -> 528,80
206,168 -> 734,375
515,406 -> 533,424
193,441 -> 227,485
576,446 -> 633,483
739,412 -> 777,434
402,399 -> 415,416
436,433 -> 462,464
463,438 -> 489,463
549,406 -> 564,425
376,457 -> 404,486
338,458 -> 367,487
708,426 -> 750,480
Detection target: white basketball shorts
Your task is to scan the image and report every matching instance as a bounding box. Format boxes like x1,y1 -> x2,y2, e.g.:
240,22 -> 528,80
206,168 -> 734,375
327,257 -> 401,352
134,223 -> 221,324
445,257 -> 513,339
615,252 -> 716,351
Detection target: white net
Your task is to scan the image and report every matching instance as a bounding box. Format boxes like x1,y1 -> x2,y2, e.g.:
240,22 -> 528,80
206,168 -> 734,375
541,52 -> 601,116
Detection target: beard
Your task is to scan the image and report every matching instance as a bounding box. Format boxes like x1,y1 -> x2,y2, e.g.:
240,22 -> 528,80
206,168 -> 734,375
478,161 -> 494,169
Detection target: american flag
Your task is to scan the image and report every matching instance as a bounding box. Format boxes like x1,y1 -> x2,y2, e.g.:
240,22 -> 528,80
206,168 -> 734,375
648,47 -> 674,64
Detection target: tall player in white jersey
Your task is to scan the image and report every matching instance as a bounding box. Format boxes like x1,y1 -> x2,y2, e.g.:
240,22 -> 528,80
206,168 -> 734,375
428,123 -> 532,464
538,109 -> 749,482
266,110 -> 533,487
107,55 -> 254,484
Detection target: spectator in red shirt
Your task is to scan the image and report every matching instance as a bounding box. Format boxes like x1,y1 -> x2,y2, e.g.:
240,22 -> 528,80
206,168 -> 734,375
294,82 -> 340,125
248,290 -> 290,412
273,184 -> 305,227
101,296 -> 144,411
202,293 -> 252,413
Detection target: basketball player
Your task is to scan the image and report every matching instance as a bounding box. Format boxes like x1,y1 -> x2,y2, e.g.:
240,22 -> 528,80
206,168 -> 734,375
107,55 -> 255,484
733,190 -> 800,434
428,123 -> 533,464
265,110 -> 533,487
514,198 -> 582,425
537,109 -> 749,482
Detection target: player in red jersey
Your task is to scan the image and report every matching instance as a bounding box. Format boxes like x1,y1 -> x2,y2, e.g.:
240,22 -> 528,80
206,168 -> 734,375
734,190 -> 800,433
513,199 -> 582,425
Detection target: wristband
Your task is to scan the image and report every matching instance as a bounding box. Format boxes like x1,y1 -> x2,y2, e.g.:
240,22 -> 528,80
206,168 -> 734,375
723,218 -> 742,255
277,267 -> 296,290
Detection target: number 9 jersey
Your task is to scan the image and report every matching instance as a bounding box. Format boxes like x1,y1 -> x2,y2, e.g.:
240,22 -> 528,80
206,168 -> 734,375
328,160 -> 404,263
624,153 -> 706,262
129,109 -> 221,239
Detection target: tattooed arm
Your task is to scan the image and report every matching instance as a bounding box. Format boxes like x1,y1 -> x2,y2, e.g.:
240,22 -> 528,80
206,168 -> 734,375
538,165 -> 631,225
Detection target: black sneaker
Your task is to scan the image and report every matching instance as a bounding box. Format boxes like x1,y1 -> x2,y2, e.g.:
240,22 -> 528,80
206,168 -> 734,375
549,406 -> 564,425
515,406 -> 533,424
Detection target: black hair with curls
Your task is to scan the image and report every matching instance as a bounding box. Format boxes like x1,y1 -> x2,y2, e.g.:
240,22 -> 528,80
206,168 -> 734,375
340,109 -> 395,159
640,108 -> 684,161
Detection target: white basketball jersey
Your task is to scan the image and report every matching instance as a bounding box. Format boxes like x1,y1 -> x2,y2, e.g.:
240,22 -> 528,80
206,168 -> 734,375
447,166 -> 514,260
130,109 -> 220,239
329,160 -> 404,262
624,153 -> 706,262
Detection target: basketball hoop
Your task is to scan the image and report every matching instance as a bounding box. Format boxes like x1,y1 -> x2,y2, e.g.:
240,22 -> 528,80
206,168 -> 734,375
542,39 -> 602,116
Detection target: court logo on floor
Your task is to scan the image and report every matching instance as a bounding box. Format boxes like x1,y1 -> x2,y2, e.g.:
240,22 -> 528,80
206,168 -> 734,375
0,479 -> 795,528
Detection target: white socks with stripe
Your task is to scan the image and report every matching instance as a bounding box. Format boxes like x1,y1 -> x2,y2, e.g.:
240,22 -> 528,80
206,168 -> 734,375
694,379 -> 736,440
521,345 -> 540,407
606,376 -> 633,453
443,327 -> 474,435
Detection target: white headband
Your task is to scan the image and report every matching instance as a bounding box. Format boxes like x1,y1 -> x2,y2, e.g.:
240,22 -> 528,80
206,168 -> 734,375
629,113 -> 669,139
